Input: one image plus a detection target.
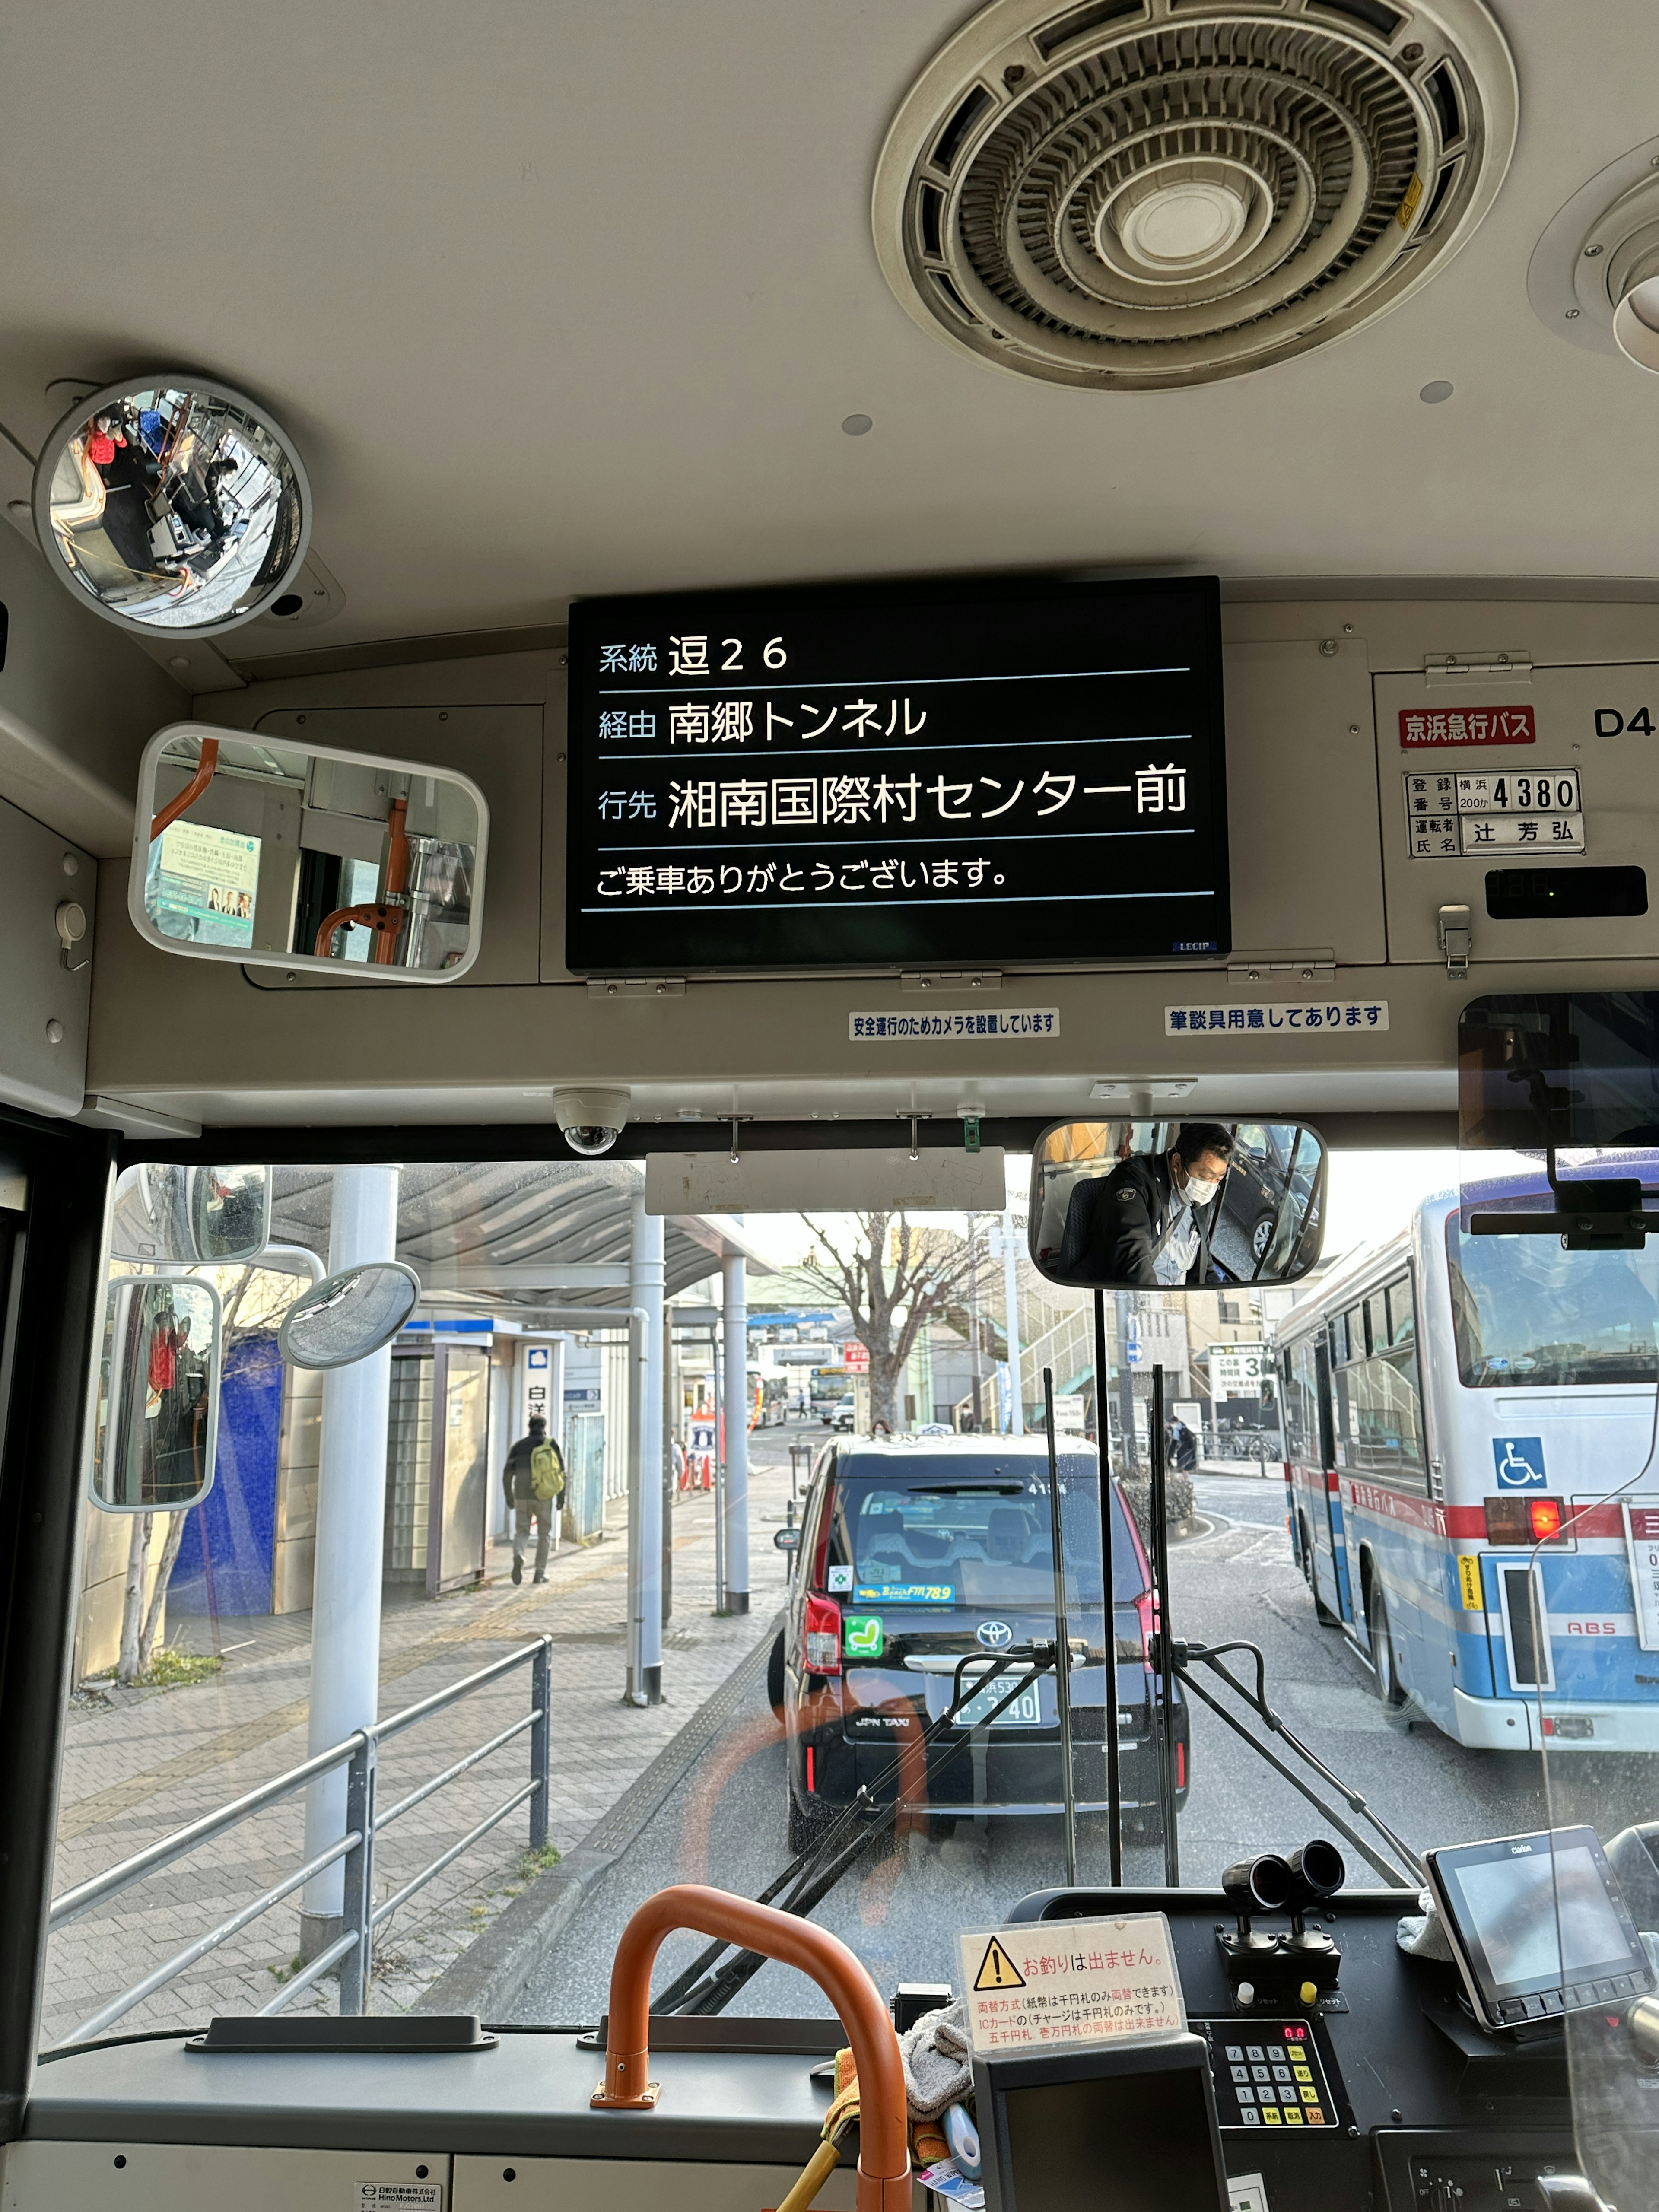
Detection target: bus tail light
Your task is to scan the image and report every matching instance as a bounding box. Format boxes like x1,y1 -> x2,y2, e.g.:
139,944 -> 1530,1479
804,1593 -> 842,1674
1176,1739 -> 1186,1791
1485,1496 -> 1567,1545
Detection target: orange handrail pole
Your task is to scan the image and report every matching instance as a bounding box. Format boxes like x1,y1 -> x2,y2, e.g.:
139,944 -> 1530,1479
314,902 -> 400,959
373,797 -> 410,965
594,1883 -> 911,2212
150,738 -> 220,842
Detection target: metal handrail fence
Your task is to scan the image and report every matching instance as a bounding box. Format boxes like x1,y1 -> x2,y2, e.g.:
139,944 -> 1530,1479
48,1635 -> 552,2046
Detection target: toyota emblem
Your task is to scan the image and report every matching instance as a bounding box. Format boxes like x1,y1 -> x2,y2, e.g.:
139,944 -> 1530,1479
977,1619 -> 1013,1651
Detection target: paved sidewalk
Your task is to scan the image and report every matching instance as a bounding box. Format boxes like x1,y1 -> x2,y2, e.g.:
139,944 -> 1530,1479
42,1428 -> 808,2046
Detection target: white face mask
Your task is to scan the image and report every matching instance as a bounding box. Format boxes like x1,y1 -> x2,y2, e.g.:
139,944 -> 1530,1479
1179,1166 -> 1224,1206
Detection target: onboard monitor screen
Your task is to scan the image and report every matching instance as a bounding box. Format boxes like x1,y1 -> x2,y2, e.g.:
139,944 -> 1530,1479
565,574 -> 1228,972
999,2069 -> 1226,2212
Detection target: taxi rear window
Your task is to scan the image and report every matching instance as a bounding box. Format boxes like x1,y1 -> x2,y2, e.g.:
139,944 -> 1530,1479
821,1459 -> 1143,1607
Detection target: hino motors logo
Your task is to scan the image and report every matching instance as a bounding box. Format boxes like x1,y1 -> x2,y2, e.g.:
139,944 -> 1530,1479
977,1620 -> 1014,1651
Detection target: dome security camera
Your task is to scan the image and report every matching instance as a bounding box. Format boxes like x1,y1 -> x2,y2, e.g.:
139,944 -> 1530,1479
553,1086 -> 631,1158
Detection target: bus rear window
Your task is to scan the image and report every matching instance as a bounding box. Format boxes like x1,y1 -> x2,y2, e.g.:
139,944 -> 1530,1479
823,1464 -> 1141,1606
1445,1218 -> 1659,1386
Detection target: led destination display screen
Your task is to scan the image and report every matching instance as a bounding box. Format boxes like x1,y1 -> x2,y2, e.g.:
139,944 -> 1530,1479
565,575 -> 1227,972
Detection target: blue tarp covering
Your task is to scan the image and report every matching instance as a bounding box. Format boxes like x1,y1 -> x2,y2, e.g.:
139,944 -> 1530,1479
168,1333 -> 281,1616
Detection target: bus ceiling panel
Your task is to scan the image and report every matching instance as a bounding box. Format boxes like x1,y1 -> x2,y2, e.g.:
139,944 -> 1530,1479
1377,664 -> 1659,966
1223,639 -> 1383,969
86,895 -> 1624,1112
0,508 -> 190,861
0,791 -> 93,1120
102,1109 -> 1460,1172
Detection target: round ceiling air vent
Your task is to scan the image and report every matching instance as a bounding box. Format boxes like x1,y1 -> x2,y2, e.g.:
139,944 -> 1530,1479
1526,136 -> 1659,374
872,0 -> 1517,390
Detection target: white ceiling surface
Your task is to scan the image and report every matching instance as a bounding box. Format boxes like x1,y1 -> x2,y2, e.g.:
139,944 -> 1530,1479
0,3 -> 1655,655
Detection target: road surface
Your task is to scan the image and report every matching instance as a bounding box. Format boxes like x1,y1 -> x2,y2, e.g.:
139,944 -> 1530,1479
512,1455 -> 1579,2023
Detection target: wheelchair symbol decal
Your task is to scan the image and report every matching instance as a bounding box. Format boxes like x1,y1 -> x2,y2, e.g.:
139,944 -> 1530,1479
1493,1436 -> 1547,1491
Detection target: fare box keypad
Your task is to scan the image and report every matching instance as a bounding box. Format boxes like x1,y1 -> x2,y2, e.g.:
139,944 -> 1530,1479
1200,2019 -> 1338,2132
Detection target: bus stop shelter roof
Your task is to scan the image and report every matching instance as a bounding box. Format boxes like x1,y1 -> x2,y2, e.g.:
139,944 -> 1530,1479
269,1160 -> 771,1316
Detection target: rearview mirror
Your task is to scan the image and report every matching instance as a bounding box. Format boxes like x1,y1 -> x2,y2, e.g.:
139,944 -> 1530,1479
129,723 -> 487,982
110,1162 -> 273,1266
92,1277 -> 221,1513
278,1261 -> 422,1369
772,1525 -> 801,1551
1028,1119 -> 1327,1290
31,375 -> 310,639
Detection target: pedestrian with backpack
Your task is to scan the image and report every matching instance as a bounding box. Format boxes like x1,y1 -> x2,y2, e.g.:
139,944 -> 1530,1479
502,1414 -> 565,1585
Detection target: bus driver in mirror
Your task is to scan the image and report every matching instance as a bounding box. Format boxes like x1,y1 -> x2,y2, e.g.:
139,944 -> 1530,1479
1062,1122 -> 1235,1288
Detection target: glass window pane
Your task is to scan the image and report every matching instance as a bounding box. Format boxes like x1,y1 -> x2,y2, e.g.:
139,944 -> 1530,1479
1446,1219 -> 1659,1386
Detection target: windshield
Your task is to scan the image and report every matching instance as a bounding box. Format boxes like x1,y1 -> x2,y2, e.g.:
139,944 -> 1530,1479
1448,1213 -> 1659,1385
48,1145 -> 1587,2063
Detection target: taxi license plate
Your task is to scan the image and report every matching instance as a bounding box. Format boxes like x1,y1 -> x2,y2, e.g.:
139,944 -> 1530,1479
955,1679 -> 1044,1728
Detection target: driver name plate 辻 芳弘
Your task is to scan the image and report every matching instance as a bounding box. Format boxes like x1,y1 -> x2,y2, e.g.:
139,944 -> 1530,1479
1405,767 -> 1584,859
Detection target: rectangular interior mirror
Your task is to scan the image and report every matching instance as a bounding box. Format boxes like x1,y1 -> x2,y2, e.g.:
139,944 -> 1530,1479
1460,992 -> 1659,1150
109,1162 -> 273,1266
1028,1118 -> 1326,1291
92,1277 -> 221,1513
128,722 -> 487,981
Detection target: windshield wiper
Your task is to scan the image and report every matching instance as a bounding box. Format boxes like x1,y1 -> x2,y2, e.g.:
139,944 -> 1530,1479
1169,1636 -> 1423,1888
649,1647 -> 1066,2016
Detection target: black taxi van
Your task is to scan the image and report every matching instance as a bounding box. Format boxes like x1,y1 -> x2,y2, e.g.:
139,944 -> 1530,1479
769,1433 -> 1188,1850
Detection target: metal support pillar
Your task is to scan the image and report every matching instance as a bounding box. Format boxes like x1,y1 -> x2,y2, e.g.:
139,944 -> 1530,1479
302,1164 -> 399,1957
1116,1290 -> 1137,1471
627,1192 -> 664,1704
661,1302 -> 674,1624
529,1635 -> 552,1851
1095,1289 -> 1122,1885
722,1251 -> 749,1615
1001,1208 -> 1024,1435
1149,1363 -> 1180,1887
337,1734 -> 376,2014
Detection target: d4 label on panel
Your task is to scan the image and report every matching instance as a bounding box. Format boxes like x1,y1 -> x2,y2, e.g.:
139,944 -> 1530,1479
1595,706 -> 1657,735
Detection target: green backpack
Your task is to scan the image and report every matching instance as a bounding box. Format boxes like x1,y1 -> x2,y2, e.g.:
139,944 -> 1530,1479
530,1440 -> 565,1501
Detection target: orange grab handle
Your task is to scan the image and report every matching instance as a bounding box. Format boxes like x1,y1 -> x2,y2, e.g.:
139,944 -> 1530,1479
595,1883 -> 912,2212
150,738 -> 219,842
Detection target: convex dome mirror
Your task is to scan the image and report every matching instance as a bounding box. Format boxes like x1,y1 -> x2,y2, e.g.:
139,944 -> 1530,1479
92,1277 -> 222,1513
110,1162 -> 273,1266
1029,1119 -> 1326,1291
131,724 -> 487,982
32,376 -> 309,637
278,1262 -> 422,1370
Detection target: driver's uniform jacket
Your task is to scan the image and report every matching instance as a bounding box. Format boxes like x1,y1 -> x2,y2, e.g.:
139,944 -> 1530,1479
1086,1152 -> 1217,1287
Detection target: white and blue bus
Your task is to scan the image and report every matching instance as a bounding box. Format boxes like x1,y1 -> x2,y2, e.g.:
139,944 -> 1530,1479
1278,1165 -> 1659,1753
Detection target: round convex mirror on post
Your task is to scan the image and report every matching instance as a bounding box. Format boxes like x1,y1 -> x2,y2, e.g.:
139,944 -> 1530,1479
31,375 -> 310,637
278,1262 -> 422,1370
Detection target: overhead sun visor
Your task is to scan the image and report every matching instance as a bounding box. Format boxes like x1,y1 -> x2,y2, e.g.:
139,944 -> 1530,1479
644,1146 -> 1007,1215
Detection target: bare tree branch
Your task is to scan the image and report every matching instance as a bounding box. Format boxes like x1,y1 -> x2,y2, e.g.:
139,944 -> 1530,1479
798,1211 -> 995,1427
